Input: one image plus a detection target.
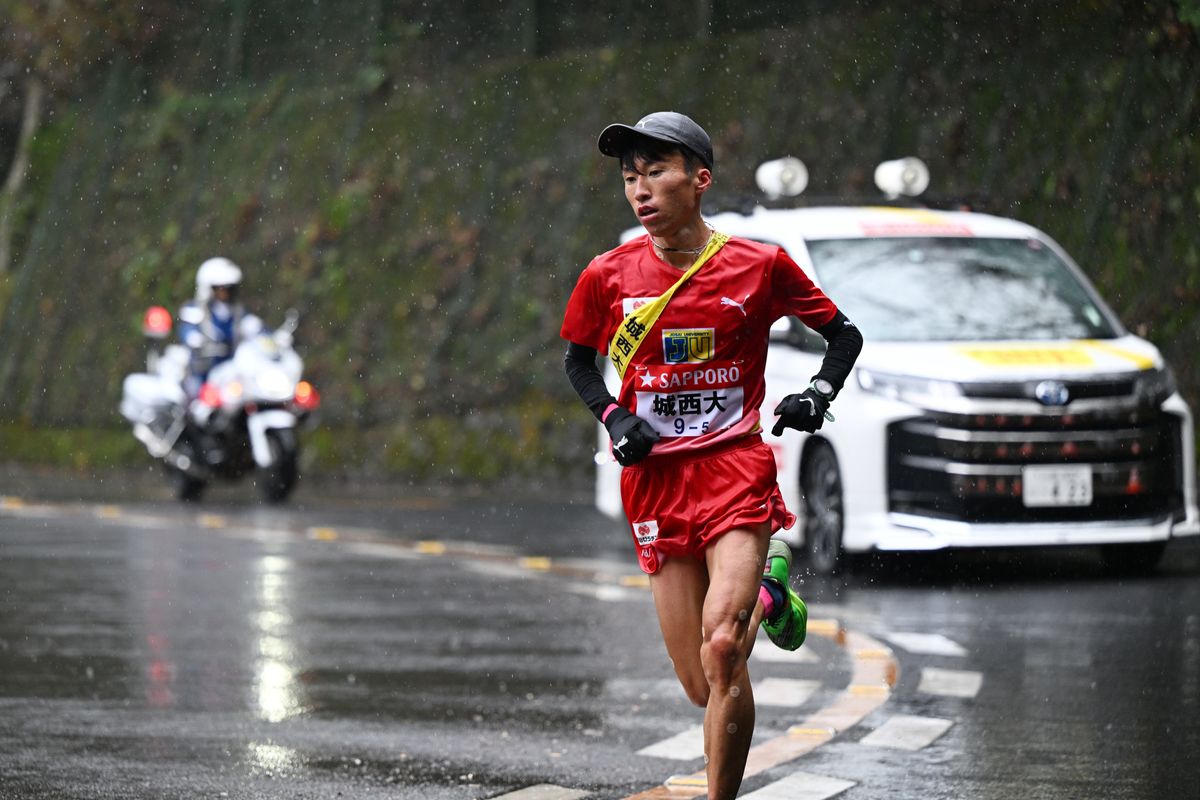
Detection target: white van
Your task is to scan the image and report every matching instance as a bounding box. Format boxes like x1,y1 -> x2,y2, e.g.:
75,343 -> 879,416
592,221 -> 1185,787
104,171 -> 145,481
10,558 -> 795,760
595,163 -> 1199,574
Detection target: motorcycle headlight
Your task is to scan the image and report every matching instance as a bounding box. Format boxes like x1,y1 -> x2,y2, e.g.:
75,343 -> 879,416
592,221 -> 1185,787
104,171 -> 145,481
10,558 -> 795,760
256,369 -> 294,401
857,368 -> 964,403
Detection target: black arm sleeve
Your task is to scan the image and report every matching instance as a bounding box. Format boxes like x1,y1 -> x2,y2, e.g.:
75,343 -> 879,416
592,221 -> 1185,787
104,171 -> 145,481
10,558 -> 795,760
564,342 -> 619,422
811,310 -> 864,394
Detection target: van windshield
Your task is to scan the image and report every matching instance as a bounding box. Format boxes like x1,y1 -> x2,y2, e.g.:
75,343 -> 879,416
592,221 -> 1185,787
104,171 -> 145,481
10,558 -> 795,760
805,237 -> 1119,342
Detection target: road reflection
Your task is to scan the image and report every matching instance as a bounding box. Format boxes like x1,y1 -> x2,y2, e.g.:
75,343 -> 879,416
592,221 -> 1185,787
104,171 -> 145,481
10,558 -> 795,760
132,537 -> 308,721
252,554 -> 304,723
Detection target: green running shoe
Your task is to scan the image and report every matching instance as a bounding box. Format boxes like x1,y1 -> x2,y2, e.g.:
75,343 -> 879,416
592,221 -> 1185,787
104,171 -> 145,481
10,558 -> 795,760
761,539 -> 808,651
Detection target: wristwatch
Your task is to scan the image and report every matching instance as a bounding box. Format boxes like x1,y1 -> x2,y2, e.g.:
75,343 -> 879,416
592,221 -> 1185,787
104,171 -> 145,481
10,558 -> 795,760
808,378 -> 837,422
810,378 -> 836,400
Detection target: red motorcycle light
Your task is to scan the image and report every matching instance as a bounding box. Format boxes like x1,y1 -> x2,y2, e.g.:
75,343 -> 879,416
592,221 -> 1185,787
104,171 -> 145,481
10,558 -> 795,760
294,381 -> 320,411
142,306 -> 173,339
198,382 -> 221,408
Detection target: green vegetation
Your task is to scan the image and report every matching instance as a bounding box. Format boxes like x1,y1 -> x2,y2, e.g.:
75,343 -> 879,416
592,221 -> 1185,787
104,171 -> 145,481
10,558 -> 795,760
0,2 -> 1197,486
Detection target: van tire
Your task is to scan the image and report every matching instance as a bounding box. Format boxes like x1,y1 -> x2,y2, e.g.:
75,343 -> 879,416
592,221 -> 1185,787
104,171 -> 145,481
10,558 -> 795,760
802,440 -> 844,575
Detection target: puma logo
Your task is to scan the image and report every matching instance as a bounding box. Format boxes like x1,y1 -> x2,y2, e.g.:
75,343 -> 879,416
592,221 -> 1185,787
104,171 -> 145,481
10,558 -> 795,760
721,294 -> 750,316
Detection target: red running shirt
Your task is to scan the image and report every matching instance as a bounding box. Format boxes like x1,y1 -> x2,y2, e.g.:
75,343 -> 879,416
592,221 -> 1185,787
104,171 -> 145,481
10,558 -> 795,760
561,234 -> 838,457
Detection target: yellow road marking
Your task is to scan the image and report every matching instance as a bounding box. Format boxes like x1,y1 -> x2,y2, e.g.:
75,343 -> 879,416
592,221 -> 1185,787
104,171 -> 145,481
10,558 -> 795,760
519,556 -> 553,571
1,496 -> 26,509
788,726 -> 836,738
622,628 -> 897,800
807,618 -> 841,637
620,574 -> 651,587
199,514 -> 226,529
308,527 -> 339,541
416,540 -> 446,555
855,648 -> 891,660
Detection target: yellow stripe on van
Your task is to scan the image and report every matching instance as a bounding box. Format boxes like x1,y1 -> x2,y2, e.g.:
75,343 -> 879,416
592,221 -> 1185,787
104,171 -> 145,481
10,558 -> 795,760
957,346 -> 1095,367
1081,340 -> 1156,370
957,342 -> 1156,370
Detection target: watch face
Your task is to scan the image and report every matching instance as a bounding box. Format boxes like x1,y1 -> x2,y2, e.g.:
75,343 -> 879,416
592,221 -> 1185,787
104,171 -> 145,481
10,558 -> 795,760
814,379 -> 834,397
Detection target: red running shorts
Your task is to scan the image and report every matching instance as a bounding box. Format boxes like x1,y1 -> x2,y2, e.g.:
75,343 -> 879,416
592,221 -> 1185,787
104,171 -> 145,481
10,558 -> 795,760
620,435 -> 797,575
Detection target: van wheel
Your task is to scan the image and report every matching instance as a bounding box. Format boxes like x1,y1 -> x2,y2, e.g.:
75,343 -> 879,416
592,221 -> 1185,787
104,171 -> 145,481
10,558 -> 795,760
1098,540 -> 1167,576
802,440 -> 844,575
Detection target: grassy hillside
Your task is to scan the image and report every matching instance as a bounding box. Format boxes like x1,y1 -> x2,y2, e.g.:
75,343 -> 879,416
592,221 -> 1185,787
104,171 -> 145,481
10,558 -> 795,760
0,2 -> 1196,484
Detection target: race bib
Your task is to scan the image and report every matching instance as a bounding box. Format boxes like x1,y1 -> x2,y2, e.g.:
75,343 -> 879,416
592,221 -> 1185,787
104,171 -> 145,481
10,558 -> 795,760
635,387 -> 745,438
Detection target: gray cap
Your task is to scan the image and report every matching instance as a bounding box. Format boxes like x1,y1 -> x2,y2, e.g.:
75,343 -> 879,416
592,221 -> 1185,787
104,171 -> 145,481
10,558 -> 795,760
597,111 -> 714,171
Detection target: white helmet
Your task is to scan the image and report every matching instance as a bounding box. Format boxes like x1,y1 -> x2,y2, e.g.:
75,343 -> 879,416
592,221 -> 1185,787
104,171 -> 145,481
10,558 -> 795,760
195,257 -> 243,303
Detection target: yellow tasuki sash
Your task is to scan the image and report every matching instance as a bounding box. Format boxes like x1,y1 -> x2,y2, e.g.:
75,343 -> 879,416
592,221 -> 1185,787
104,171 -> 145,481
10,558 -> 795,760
609,232 -> 729,379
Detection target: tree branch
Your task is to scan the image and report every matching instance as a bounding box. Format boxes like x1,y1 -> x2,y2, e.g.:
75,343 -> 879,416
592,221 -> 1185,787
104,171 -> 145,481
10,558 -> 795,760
0,75 -> 44,274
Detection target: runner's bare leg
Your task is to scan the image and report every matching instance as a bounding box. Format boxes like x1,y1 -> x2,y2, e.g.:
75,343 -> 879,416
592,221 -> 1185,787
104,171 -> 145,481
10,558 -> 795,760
650,556 -> 710,706
701,525 -> 770,799
650,524 -> 770,799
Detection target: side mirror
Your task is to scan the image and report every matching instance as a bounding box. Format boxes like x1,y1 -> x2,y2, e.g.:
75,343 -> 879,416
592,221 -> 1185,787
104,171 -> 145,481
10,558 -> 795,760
280,308 -> 300,335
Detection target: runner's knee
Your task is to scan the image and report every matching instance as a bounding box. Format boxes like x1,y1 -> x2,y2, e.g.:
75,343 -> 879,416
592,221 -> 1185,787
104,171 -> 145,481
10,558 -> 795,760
700,624 -> 745,687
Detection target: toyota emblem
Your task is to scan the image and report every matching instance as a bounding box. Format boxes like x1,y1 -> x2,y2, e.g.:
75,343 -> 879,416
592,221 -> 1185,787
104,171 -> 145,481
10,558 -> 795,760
1034,380 -> 1070,406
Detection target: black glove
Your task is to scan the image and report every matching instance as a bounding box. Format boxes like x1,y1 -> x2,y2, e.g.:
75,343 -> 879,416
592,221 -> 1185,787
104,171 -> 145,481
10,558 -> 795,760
771,389 -> 830,436
604,407 -> 661,466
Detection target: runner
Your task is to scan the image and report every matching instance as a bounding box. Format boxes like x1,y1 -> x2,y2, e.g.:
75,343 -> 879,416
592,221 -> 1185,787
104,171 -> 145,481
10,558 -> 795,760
561,111 -> 863,798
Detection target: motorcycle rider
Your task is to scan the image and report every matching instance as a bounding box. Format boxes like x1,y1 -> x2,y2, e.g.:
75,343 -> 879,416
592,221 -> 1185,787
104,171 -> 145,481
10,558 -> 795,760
178,257 -> 264,396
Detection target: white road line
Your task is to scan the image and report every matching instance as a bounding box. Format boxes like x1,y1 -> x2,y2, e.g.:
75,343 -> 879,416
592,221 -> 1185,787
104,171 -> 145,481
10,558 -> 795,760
342,542 -> 421,560
741,769 -> 856,799
754,677 -> 821,707
918,667 -> 983,698
490,786 -> 591,800
636,725 -> 705,760
751,630 -> 819,663
462,561 -> 539,580
881,632 -> 968,657
859,714 -> 954,750
564,582 -> 640,602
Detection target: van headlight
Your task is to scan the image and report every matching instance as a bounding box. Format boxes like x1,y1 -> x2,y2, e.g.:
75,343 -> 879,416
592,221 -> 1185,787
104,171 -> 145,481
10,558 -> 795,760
857,368 -> 964,403
1135,365 -> 1176,405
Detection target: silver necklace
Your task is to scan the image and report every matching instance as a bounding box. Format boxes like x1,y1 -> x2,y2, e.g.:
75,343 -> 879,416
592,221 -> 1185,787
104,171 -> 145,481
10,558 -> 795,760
652,224 -> 714,255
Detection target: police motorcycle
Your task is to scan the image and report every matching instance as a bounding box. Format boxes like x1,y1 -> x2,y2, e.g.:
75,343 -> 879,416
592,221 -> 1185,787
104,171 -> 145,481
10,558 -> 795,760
119,261 -> 320,503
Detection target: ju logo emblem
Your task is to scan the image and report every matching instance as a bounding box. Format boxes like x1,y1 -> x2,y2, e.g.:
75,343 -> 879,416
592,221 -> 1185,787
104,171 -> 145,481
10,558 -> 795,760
663,329 -> 714,364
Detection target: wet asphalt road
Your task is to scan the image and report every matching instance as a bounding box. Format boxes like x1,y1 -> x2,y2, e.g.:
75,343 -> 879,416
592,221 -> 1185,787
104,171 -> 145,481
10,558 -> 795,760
1,474 -> 1198,799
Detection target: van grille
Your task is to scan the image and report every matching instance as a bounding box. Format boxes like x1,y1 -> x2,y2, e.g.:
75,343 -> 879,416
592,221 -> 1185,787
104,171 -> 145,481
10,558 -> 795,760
887,407 -> 1184,523
958,376 -> 1136,401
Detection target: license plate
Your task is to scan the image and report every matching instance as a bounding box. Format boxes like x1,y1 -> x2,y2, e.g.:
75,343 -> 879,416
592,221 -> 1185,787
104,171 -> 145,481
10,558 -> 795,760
1022,465 -> 1093,507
